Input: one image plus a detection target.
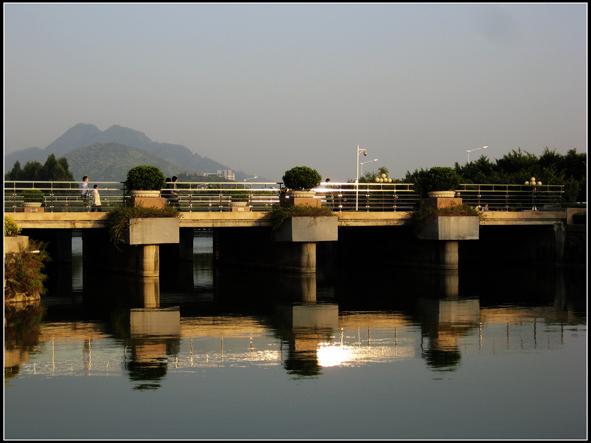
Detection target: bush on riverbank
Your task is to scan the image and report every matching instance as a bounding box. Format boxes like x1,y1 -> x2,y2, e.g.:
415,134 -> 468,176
4,240 -> 51,300
5,216 -> 21,236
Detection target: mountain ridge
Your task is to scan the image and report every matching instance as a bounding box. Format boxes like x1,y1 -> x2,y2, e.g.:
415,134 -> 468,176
5,123 -> 261,181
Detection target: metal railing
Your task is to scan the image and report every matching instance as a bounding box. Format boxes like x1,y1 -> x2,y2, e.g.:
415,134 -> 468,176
4,181 -> 565,213
4,181 -> 125,213
456,183 -> 564,211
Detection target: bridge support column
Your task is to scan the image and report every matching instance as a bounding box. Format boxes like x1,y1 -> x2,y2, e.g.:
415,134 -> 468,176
83,229 -> 160,277
214,227 -> 317,273
439,241 -> 459,270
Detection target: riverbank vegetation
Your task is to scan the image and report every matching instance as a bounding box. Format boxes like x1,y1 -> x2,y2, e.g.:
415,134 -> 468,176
405,148 -> 586,203
358,148 -> 585,204
5,215 -> 21,236
4,240 -> 51,300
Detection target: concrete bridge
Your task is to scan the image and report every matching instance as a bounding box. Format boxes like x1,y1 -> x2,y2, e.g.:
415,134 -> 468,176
6,209 -> 573,230
8,208 -> 584,277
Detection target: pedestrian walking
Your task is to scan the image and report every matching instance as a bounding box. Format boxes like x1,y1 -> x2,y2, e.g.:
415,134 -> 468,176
91,184 -> 102,212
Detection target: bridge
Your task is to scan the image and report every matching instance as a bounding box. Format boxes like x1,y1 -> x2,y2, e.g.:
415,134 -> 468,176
5,180 -> 584,276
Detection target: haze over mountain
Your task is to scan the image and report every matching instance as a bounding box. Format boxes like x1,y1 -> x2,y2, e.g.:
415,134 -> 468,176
5,123 -> 261,181
64,143 -> 191,182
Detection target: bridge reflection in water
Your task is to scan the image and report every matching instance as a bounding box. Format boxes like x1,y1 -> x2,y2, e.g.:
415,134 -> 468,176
5,243 -> 585,386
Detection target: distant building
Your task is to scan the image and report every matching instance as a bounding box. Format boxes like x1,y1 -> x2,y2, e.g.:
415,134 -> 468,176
203,169 -> 236,181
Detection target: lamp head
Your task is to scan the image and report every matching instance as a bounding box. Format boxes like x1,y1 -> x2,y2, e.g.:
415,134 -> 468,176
483,146 -> 488,149
363,150 -> 367,156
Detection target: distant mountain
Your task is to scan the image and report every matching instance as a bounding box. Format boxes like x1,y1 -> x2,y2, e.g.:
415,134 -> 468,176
64,142 -> 192,182
5,123 -> 259,181
44,123 -> 104,156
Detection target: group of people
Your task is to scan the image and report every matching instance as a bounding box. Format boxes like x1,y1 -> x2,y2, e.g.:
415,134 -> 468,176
80,176 -> 102,212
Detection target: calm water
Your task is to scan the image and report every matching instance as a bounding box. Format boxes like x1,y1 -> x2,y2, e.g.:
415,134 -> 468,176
4,236 -> 587,439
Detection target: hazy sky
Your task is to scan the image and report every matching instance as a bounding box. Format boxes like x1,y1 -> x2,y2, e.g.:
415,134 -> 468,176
4,3 -> 587,181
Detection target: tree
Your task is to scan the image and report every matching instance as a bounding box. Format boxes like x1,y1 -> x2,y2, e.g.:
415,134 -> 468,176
5,154 -> 74,182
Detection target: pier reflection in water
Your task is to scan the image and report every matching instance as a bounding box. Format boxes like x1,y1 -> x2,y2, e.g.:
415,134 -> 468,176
4,236 -> 586,440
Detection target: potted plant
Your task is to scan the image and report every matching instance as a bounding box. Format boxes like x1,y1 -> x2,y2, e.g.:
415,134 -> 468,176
282,166 -> 322,198
124,165 -> 167,198
21,189 -> 45,208
415,167 -> 461,198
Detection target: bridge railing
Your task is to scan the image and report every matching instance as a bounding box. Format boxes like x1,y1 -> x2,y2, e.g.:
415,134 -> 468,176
4,181 -> 565,213
4,180 -> 126,212
456,183 -> 564,211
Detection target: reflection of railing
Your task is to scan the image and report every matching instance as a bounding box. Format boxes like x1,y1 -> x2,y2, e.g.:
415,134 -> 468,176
13,319 -> 572,377
4,181 -> 565,213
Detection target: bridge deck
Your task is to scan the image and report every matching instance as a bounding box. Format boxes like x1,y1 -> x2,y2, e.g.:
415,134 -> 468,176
7,210 -> 567,230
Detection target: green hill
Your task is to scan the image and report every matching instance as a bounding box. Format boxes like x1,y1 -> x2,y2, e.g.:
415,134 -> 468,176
65,142 -> 194,182
5,123 -> 262,181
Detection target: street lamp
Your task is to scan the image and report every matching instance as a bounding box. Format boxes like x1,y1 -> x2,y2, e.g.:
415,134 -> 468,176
524,177 -> 541,210
467,146 -> 488,163
360,159 -> 378,177
243,176 -> 257,186
355,143 -> 368,211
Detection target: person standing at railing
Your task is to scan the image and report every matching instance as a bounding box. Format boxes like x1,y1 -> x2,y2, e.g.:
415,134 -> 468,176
81,176 -> 89,201
91,184 -> 102,212
162,178 -> 173,204
321,178 -> 334,208
169,175 -> 180,209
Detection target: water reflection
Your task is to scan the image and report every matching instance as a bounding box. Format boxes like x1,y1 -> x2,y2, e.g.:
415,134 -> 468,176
4,300 -> 45,379
5,237 -> 586,385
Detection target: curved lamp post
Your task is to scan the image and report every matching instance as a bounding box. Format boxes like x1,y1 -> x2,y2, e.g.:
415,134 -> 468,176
243,176 -> 257,188
360,159 -> 378,177
467,146 -> 488,163
355,144 -> 368,211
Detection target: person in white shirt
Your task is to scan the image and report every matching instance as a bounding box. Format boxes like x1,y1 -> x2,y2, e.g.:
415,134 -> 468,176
91,184 -> 102,212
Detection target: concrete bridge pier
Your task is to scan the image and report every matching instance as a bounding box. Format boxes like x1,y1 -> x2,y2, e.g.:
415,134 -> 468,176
83,229 -> 160,277
214,227 -> 317,273
439,241 -> 459,270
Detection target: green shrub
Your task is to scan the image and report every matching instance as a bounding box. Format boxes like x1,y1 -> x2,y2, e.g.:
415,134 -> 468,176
124,165 -> 166,193
270,204 -> 334,230
21,189 -> 45,203
5,216 -> 21,237
282,166 -> 322,191
4,240 -> 51,299
108,204 -> 182,248
414,167 -> 461,197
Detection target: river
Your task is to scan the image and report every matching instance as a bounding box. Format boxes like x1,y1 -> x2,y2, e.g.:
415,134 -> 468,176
4,235 -> 587,439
